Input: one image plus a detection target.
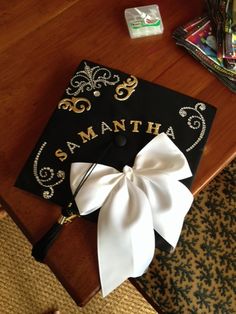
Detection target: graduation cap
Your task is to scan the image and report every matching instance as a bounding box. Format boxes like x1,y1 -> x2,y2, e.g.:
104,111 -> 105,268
15,60 -> 216,296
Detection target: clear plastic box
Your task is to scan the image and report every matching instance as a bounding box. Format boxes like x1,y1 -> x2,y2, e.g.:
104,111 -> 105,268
125,4 -> 164,39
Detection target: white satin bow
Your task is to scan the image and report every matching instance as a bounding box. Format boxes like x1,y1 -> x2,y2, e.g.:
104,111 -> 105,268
70,133 -> 193,296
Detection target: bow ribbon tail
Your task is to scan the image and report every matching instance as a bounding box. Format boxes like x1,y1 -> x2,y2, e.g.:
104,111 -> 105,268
134,174 -> 193,249
97,177 -> 155,297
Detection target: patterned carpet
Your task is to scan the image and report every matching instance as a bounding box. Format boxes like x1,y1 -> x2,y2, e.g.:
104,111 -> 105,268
135,160 -> 236,314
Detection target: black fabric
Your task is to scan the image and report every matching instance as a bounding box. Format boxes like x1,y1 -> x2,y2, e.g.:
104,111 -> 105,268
15,60 -> 217,251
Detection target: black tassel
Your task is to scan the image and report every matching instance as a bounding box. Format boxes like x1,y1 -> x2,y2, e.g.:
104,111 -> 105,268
32,221 -> 63,262
32,213 -> 78,262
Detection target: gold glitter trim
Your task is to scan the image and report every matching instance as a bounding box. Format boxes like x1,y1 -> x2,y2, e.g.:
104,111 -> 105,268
58,214 -> 79,225
114,75 -> 138,101
58,97 -> 91,114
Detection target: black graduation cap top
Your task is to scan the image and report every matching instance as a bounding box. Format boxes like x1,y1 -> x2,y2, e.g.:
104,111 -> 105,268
15,60 -> 216,252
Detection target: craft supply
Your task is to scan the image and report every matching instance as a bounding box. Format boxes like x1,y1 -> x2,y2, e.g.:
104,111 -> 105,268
173,13 -> 236,92
124,5 -> 164,38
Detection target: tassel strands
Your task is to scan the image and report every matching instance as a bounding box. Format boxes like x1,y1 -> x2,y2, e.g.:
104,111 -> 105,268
32,211 -> 78,262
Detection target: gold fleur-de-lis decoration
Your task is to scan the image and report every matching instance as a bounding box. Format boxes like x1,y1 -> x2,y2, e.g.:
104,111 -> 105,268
114,75 -> 138,101
58,97 -> 91,114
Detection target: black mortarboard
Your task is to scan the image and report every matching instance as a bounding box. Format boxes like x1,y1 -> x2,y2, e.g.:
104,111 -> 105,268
15,60 -> 216,261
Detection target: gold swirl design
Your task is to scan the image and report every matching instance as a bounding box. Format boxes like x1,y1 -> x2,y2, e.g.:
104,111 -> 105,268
58,97 -> 91,114
114,75 -> 138,101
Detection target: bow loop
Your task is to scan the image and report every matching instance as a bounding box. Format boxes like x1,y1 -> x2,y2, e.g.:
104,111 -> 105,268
71,163 -> 122,215
134,133 -> 192,180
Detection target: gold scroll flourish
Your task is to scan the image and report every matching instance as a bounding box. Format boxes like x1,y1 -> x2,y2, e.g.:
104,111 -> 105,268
114,75 -> 138,101
58,97 -> 91,114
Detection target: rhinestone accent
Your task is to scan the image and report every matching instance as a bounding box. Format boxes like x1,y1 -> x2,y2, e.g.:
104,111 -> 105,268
33,142 -> 65,199
66,62 -> 120,96
179,102 -> 206,152
93,90 -> 101,97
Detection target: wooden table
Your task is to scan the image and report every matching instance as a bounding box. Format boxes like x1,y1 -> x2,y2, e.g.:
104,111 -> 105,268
0,0 -> 235,307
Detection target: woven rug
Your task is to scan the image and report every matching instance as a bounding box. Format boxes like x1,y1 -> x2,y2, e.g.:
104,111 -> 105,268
135,160 -> 236,314
0,218 -> 156,314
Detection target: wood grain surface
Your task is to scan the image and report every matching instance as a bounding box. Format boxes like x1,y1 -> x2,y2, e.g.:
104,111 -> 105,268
0,0 -> 235,307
